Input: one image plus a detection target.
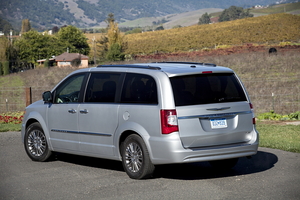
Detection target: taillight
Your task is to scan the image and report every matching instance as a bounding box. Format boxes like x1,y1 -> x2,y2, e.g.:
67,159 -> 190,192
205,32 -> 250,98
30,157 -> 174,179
160,109 -> 179,134
250,103 -> 256,124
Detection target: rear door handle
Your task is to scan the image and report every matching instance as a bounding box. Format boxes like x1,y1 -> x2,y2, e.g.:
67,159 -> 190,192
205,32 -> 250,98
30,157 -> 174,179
80,109 -> 88,114
68,109 -> 77,114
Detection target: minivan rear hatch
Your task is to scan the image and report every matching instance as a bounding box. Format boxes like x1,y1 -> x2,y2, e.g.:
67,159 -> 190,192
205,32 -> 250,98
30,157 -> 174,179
170,73 -> 254,148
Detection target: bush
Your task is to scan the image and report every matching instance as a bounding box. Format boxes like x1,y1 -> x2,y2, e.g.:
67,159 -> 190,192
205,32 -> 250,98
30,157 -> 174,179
44,58 -> 49,68
3,61 -> 9,75
289,111 -> 300,120
125,28 -> 142,35
0,62 -> 2,75
71,58 -> 81,67
257,111 -> 300,120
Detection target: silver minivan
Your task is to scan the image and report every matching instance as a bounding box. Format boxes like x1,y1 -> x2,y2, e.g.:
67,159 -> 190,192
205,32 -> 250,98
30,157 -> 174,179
21,62 -> 259,179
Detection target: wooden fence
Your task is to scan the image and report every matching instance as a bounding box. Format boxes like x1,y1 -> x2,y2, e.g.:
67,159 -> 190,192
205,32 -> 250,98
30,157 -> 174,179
0,86 -> 49,112
0,82 -> 299,114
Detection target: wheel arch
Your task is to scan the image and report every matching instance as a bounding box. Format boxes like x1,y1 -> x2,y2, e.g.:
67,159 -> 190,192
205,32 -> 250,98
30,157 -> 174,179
119,130 -> 137,155
23,112 -> 53,151
115,122 -> 153,161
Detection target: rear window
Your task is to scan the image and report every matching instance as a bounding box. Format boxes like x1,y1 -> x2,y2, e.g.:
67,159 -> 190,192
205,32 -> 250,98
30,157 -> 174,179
170,73 -> 247,106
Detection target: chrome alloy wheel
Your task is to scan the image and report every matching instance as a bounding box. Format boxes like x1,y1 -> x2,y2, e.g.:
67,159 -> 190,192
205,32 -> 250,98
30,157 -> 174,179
27,130 -> 47,157
125,142 -> 143,173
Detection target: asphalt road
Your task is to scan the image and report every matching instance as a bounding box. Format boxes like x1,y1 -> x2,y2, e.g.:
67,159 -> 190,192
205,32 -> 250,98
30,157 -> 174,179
1,131 -> 300,200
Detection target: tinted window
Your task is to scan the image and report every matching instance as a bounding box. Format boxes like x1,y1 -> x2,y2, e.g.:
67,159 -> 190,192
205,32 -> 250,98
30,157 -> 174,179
85,73 -> 121,103
121,73 -> 158,104
54,74 -> 85,103
170,73 -> 247,106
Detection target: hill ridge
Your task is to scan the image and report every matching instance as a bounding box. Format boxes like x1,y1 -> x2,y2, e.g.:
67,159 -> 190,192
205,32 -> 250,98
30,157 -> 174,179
0,0 -> 283,30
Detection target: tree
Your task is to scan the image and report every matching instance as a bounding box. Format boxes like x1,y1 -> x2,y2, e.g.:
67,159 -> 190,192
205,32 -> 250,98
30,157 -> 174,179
198,13 -> 211,25
6,44 -> 18,71
0,17 -> 13,35
106,13 -> 115,24
14,30 -> 64,70
0,36 -> 9,62
107,21 -> 122,49
52,26 -> 59,34
95,35 -> 108,62
106,43 -> 124,61
21,19 -> 31,35
219,6 -> 253,22
155,26 -> 164,31
104,14 -> 124,61
56,25 -> 90,55
0,34 -> 20,73
172,25 -> 182,29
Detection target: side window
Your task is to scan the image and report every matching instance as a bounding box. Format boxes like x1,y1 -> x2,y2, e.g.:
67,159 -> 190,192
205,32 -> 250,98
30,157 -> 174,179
85,73 -> 121,103
121,73 -> 158,104
54,74 -> 85,104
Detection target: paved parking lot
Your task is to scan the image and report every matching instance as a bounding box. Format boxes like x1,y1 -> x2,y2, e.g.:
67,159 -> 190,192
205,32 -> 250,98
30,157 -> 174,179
1,131 -> 300,200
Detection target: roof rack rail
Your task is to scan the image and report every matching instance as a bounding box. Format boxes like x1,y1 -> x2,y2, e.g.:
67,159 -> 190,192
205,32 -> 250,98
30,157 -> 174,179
153,61 -> 216,67
97,65 -> 161,70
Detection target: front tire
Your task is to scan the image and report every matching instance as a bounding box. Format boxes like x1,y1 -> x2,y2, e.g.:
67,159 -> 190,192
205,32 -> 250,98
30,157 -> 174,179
121,134 -> 155,179
24,122 -> 52,162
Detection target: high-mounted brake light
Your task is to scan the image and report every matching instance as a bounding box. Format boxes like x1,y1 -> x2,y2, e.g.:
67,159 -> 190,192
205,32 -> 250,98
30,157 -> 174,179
160,109 -> 179,134
202,71 -> 213,74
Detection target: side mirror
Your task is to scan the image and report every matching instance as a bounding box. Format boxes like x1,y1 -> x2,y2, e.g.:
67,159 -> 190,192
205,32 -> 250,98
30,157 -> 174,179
42,91 -> 52,102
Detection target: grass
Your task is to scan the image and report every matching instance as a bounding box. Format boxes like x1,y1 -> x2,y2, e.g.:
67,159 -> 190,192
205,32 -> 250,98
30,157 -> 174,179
118,8 -> 223,29
256,121 -> 300,153
0,75 -> 24,87
2,121 -> 299,153
0,124 -> 22,132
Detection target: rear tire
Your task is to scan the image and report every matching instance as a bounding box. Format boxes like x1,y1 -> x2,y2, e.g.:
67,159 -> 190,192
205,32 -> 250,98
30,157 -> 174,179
209,158 -> 239,170
24,122 -> 52,162
121,134 -> 155,179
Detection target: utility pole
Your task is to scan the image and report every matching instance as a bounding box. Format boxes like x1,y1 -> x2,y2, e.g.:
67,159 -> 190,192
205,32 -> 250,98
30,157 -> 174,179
10,30 -> 13,44
92,36 -> 96,65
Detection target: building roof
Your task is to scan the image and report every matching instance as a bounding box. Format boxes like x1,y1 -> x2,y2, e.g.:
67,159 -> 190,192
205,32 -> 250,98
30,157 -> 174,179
54,52 -> 89,62
37,58 -> 55,63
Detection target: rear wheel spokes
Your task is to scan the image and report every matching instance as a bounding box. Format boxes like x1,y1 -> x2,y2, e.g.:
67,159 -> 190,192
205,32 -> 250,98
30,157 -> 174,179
125,142 -> 143,173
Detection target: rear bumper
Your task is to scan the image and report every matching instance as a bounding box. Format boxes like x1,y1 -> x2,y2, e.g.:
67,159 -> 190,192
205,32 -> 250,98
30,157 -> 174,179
148,131 -> 259,165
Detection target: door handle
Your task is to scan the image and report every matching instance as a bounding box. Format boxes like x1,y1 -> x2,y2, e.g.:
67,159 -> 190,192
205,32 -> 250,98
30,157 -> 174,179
206,107 -> 230,111
80,109 -> 88,114
68,109 -> 77,114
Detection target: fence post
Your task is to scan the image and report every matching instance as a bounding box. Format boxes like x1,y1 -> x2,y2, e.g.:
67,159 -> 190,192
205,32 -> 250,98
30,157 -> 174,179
25,87 -> 32,107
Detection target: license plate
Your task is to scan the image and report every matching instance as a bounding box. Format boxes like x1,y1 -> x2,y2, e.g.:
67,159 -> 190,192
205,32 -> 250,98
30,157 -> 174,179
210,118 -> 227,129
